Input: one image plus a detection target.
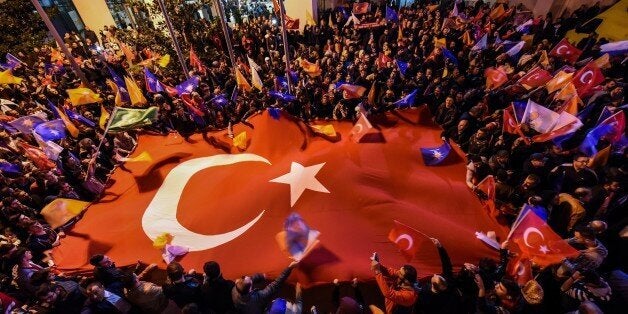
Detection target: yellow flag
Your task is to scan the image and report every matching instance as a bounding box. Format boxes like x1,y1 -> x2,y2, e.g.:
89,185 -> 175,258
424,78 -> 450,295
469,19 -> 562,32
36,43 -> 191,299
235,68 -> 252,92
121,151 -> 152,163
442,67 -> 449,78
232,131 -> 247,150
554,82 -> 578,101
158,54 -> 171,67
593,53 -> 610,69
66,87 -> 102,106
50,48 -> 64,62
367,81 -> 377,105
99,105 -> 110,130
0,70 -> 23,84
311,124 -> 337,137
398,24 -> 404,42
123,76 -> 147,106
120,42 -> 136,65
539,50 -> 550,68
545,71 -> 573,93
306,10 -> 316,25
561,95 -> 582,115
588,145 -> 611,169
152,233 -> 173,249
489,4 -> 505,20
434,37 -> 447,48
40,198 -> 91,229
522,34 -> 534,48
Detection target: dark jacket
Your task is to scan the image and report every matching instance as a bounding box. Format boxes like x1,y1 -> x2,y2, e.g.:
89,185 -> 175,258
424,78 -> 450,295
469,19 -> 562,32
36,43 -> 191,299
231,266 -> 294,314
202,276 -> 235,313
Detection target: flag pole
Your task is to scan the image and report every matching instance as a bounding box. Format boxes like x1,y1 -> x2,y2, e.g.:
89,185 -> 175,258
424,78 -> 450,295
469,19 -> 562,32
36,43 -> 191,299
278,0 -> 294,94
214,0 -> 237,73
30,0 -> 90,87
156,0 -> 190,79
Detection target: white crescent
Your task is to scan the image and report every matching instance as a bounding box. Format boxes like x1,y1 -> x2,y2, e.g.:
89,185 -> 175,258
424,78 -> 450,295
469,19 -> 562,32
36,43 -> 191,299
556,45 -> 569,55
142,154 -> 270,251
354,124 -> 363,134
580,71 -> 593,85
394,234 -> 414,251
523,227 -> 545,248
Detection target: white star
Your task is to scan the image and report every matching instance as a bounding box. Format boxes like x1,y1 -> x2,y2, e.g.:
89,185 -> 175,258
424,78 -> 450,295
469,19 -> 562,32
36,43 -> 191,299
50,130 -> 60,136
270,162 -> 330,207
539,245 -> 550,254
432,150 -> 443,159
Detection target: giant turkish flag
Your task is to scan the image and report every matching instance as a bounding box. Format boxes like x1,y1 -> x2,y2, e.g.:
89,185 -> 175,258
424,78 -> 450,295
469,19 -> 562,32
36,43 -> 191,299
52,109 -> 505,285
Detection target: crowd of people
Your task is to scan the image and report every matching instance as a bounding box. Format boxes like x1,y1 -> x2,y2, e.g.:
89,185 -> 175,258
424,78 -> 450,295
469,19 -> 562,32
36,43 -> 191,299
0,0 -> 626,312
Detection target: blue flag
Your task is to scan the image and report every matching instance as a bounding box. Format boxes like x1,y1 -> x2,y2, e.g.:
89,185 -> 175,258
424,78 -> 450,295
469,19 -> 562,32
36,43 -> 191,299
268,107 -> 281,120
0,53 -> 22,70
276,76 -> 288,89
176,76 -> 200,96
580,121 -> 617,157
512,100 -> 527,124
396,59 -> 408,76
230,85 -> 238,103
45,100 -> 60,119
394,89 -> 418,108
65,108 -> 96,127
108,67 -> 130,103
210,94 -> 228,108
44,62 -> 65,75
442,48 -> 459,65
34,119 -> 67,141
0,161 -> 20,174
269,91 -> 297,102
596,106 -> 613,125
421,141 -> 452,166
0,122 -> 19,134
143,68 -> 165,93
8,114 -> 46,134
386,7 -> 398,22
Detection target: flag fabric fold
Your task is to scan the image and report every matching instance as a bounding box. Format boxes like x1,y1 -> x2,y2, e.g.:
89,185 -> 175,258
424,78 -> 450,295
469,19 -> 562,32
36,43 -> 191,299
549,38 -> 582,64
34,119 -> 67,141
66,87 -> 102,106
350,113 -> 373,142
276,212 -> 320,261
108,107 -> 159,133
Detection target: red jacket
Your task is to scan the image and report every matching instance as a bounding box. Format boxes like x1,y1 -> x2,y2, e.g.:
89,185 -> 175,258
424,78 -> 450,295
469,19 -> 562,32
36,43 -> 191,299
375,266 -> 418,314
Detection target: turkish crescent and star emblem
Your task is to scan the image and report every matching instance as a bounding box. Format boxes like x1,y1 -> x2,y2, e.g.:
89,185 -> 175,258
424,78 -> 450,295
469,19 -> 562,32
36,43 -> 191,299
141,154 -> 330,251
522,227 -> 550,254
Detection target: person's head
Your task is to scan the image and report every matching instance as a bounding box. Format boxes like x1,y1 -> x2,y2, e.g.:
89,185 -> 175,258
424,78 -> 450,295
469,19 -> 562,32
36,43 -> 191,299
494,279 -> 520,300
121,272 -> 139,289
181,303 -> 201,314
529,153 -> 546,167
430,274 -> 447,293
574,187 -> 592,202
167,262 -> 185,282
604,178 -> 621,192
522,174 -> 540,189
30,268 -> 54,287
12,247 -> 32,265
572,152 -> 590,171
89,254 -> 114,268
235,275 -> 253,295
203,261 -> 221,281
36,284 -> 58,304
86,282 -> 105,301
397,264 -> 417,286
573,225 -> 597,245
588,220 -> 608,234
496,150 -> 509,164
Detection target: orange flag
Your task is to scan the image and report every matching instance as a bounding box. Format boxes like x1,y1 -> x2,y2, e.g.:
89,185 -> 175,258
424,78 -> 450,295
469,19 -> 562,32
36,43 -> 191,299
560,95 -> 582,115
545,71 -> 573,93
554,82 -> 578,101
54,105 -> 79,138
235,68 -> 252,92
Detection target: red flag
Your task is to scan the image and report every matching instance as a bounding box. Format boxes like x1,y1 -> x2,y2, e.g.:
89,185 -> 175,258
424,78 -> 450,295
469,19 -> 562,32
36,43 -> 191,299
285,15 -> 300,30
510,211 -> 578,267
503,106 -> 520,135
388,220 -> 426,262
518,67 -> 552,90
352,3 -> 370,15
189,48 -> 205,74
476,175 -> 496,213
376,53 -> 393,69
572,62 -> 604,96
549,38 -> 582,64
350,113 -> 373,142
506,256 -> 532,286
18,141 -> 56,170
485,67 -> 508,89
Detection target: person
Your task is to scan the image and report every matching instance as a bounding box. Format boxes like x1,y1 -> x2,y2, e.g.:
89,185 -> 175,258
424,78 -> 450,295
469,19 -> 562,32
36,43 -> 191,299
201,261 -> 235,313
268,282 -> 303,314
415,238 -> 461,314
550,153 -> 599,193
370,252 -> 418,314
162,261 -> 202,309
549,188 -> 591,237
82,281 -> 132,313
122,272 -> 169,314
89,254 -> 126,295
232,260 -> 299,314
565,226 -> 608,272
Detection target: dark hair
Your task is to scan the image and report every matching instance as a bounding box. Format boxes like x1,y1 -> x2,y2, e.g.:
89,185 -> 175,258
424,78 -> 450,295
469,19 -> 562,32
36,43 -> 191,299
30,269 -> 51,287
575,225 -> 596,240
35,283 -> 52,299
203,261 -> 221,280
402,265 -> 417,284
121,272 -> 136,289
181,303 -> 200,314
500,279 -> 521,297
167,262 -> 184,281
573,152 -> 589,160
89,254 -> 104,266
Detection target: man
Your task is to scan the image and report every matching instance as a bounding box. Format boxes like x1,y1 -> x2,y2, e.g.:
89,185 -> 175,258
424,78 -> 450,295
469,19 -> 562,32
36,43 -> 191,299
566,226 -> 608,272
122,273 -> 168,314
550,152 -> 598,193
201,261 -> 235,313
415,239 -> 461,314
371,253 -> 418,313
588,178 -> 621,220
89,254 -> 126,295
549,188 -> 591,237
82,281 -> 132,313
162,262 -> 201,309
232,260 -> 298,314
